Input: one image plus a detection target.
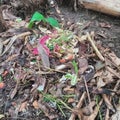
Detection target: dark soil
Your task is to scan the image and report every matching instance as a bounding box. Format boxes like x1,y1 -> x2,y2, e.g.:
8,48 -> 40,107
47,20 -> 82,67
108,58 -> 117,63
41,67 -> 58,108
60,7 -> 120,57
0,2 -> 120,120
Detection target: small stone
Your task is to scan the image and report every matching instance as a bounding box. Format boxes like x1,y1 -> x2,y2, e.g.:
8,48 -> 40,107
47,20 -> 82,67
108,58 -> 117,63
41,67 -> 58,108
108,43 -> 114,48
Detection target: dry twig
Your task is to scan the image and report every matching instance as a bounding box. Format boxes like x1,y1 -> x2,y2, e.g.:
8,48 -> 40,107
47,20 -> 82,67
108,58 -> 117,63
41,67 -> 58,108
87,32 -> 105,61
69,92 -> 86,120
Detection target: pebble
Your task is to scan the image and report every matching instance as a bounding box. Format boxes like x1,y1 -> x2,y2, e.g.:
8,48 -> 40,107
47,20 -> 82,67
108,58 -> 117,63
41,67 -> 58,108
108,43 -> 115,48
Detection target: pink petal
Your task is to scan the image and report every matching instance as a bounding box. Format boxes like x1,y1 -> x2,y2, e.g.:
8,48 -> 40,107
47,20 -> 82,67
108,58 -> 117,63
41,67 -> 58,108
32,48 -> 39,55
42,45 -> 50,55
39,35 -> 50,45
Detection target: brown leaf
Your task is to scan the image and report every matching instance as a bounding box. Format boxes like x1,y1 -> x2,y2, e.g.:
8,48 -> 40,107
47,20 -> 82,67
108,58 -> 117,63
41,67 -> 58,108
37,44 -> 50,68
63,86 -> 75,94
108,52 -> 120,66
99,22 -> 111,28
97,77 -> 106,88
10,84 -> 18,99
18,101 -> 28,112
2,8 -> 18,20
102,94 -> 115,112
84,99 -> 103,120
38,101 -> 58,120
33,100 -> 39,109
95,69 -> 114,84
78,58 -> 88,74
82,101 -> 96,116
79,43 -> 88,55
68,98 -> 75,103
106,66 -> 120,79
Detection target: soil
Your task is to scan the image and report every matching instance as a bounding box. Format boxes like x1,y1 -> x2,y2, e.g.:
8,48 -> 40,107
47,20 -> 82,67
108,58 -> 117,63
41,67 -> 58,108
0,3 -> 120,120
60,7 -> 120,57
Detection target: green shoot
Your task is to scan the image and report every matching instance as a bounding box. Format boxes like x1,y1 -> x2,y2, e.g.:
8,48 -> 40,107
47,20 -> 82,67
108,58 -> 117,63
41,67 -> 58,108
42,92 -> 73,117
95,95 -> 103,120
72,60 -> 78,74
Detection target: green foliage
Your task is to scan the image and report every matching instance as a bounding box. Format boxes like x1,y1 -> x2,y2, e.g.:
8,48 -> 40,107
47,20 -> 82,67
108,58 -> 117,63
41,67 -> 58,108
42,92 -> 73,117
47,29 -> 73,50
65,73 -> 77,86
28,12 -> 60,28
72,60 -> 78,74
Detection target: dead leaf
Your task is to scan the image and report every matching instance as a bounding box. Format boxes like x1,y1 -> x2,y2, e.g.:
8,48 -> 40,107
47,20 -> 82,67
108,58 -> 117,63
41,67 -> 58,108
95,61 -> 105,71
68,98 -> 75,103
38,101 -> 58,119
10,83 -> 18,99
97,77 -> 106,88
78,58 -> 88,74
2,8 -> 18,20
18,101 -> 28,112
106,66 -> 120,79
37,44 -> 50,68
108,52 -> 120,66
37,77 -> 46,92
83,99 -> 103,120
102,94 -> 115,112
63,86 -> 75,94
99,22 -> 111,28
33,100 -> 39,109
79,42 -> 88,55
111,104 -> 120,120
82,101 -> 96,116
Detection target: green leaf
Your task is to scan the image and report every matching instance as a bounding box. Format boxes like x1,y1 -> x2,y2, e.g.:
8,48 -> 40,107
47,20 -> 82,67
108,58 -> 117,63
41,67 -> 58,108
46,17 -> 60,28
0,76 -> 2,82
28,12 -> 45,28
65,73 -> 73,79
72,60 -> 78,74
65,73 -> 78,86
71,74 -> 77,86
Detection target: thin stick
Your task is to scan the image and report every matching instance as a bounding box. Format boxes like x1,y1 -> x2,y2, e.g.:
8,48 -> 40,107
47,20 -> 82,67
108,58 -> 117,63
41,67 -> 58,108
83,76 -> 93,114
69,92 -> 86,120
106,66 -> 120,79
87,32 -> 105,61
1,32 -> 31,56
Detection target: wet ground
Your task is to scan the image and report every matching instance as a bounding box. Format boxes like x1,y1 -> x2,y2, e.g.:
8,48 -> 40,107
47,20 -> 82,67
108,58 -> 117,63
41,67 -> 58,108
0,3 -> 120,120
60,7 -> 120,57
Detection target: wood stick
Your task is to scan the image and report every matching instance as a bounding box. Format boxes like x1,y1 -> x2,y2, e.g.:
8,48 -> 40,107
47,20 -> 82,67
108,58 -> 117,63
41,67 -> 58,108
1,32 -> 31,56
69,92 -> 86,120
80,0 -> 120,16
87,32 -> 105,61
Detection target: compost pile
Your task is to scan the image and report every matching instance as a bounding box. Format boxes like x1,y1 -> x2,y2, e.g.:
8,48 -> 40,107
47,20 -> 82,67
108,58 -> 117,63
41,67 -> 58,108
0,1 -> 120,120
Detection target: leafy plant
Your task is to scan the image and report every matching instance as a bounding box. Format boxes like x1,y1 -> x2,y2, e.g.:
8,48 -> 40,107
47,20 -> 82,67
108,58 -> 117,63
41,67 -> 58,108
28,12 -> 60,28
63,60 -> 78,86
47,29 -> 73,50
65,73 -> 77,86
72,60 -> 78,74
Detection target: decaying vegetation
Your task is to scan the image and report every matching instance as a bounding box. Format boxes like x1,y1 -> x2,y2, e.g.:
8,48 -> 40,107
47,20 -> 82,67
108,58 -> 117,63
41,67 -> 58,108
0,0 -> 120,120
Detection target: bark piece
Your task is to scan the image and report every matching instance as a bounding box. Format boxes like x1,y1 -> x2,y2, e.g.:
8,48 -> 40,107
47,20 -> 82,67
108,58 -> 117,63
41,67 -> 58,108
80,0 -> 120,16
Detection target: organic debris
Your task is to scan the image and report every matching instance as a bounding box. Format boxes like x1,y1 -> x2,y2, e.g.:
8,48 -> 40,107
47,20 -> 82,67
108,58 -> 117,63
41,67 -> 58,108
0,2 -> 120,120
